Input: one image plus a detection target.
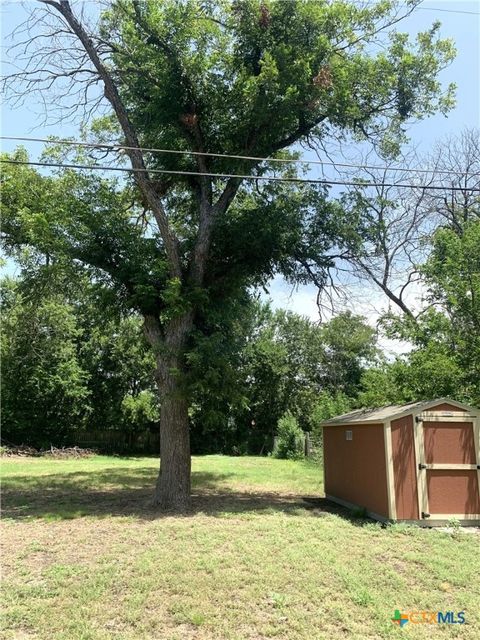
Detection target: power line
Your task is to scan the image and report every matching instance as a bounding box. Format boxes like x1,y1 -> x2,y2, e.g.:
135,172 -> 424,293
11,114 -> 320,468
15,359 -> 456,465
1,135 -> 476,178
2,158 -> 480,192
417,6 -> 480,16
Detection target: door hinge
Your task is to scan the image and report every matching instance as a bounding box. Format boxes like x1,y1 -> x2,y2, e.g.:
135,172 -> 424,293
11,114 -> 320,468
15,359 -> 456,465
418,463 -> 427,470
421,512 -> 431,519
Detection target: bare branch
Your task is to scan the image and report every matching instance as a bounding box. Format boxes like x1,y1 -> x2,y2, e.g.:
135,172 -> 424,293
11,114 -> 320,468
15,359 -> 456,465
35,0 -> 182,279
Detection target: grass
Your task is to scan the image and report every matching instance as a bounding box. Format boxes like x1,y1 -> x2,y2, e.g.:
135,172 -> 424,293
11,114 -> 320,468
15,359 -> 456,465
1,455 -> 479,639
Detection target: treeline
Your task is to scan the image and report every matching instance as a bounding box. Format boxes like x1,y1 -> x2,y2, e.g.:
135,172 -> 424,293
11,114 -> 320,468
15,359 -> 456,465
1,261 -> 375,452
3,215 -> 479,453
2,130 -> 479,454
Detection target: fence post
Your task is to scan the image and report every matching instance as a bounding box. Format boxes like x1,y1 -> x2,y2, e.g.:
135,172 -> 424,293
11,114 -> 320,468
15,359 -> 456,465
305,432 -> 312,458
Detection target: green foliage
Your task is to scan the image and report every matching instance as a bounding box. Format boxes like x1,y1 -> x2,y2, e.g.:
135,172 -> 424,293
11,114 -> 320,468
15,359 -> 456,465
1,279 -> 90,447
82,314 -> 158,434
1,264 -> 159,448
2,0 -> 455,323
422,221 -> 480,401
189,303 -> 380,453
1,1 -> 462,459
1,258 -> 378,452
311,391 -> 352,427
121,391 -> 160,431
102,0 -> 455,164
360,220 -> 480,408
273,412 -> 304,460
1,149 -> 169,317
357,364 -> 407,408
378,221 -> 480,406
318,312 -> 378,393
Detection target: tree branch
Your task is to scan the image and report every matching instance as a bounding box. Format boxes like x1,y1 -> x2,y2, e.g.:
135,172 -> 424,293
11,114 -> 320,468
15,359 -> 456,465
40,0 -> 182,279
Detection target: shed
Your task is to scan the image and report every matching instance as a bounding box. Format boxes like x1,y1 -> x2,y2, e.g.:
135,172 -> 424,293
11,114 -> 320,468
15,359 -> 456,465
321,399 -> 480,525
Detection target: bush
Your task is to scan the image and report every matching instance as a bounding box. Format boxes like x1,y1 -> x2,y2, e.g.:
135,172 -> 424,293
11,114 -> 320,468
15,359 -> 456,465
273,412 -> 305,460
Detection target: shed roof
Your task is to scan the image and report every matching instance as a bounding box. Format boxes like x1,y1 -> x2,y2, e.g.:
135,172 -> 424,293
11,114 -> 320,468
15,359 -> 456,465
321,398 -> 477,426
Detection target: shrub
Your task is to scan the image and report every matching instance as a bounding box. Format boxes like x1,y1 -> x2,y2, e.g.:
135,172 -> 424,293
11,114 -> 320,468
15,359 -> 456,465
273,412 -> 304,460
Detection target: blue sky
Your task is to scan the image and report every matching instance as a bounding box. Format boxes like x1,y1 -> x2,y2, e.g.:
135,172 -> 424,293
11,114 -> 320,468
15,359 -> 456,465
1,0 -> 479,352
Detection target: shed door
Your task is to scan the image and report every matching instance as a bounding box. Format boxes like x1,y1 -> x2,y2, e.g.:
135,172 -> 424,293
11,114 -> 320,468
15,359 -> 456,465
415,412 -> 480,520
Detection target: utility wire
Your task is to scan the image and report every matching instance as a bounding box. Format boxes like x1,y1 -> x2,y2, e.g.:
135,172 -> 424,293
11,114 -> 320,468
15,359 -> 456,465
417,6 -> 480,16
1,135 -> 476,178
2,158 -> 480,192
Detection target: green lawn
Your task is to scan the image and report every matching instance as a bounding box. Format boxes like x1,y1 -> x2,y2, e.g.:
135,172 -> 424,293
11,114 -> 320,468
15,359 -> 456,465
1,455 -> 478,639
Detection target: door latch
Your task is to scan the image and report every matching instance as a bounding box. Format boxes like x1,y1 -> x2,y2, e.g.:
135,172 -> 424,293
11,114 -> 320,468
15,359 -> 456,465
418,463 -> 427,470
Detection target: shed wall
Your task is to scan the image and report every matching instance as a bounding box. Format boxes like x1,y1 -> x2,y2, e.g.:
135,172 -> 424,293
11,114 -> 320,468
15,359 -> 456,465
391,415 -> 419,520
323,423 -> 389,518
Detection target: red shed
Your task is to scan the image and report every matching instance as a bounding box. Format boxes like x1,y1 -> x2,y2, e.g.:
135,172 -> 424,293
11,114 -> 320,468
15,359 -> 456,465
321,399 -> 480,525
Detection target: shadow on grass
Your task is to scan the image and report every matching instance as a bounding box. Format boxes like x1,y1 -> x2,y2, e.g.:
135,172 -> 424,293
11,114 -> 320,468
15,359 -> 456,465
2,465 -> 372,525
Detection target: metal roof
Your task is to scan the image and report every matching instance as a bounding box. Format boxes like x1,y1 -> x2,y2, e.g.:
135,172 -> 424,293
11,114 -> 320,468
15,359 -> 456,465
321,398 -> 477,426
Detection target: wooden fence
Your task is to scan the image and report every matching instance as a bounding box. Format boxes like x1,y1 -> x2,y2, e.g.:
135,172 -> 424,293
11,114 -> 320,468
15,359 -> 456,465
70,429 -> 322,458
71,430 -> 160,454
272,431 -> 323,460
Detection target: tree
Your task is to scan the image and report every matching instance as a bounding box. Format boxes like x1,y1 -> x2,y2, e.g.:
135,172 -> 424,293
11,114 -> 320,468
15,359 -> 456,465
337,158 -> 429,318
1,277 -> 90,447
318,311 -> 378,392
403,221 -> 479,402
424,128 -> 480,233
360,220 -> 480,407
273,412 -> 304,460
224,305 -> 378,451
0,256 -> 159,446
334,129 -> 479,318
2,0 -> 455,509
240,306 -> 321,447
357,364 -> 408,408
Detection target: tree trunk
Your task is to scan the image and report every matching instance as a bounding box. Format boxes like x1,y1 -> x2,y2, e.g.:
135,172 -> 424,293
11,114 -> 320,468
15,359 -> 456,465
154,370 -> 191,510
143,312 -> 193,511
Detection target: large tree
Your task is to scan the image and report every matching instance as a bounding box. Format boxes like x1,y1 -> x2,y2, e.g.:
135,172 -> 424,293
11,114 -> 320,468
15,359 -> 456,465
2,0 -> 455,509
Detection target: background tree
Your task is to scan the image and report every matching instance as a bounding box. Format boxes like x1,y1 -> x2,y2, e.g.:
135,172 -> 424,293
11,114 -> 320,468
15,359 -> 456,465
424,128 -> 480,233
81,314 -> 158,438
332,129 -> 480,319
318,311 -> 378,392
2,0 -> 455,509
1,277 -> 90,447
207,305 -> 378,454
377,220 -> 480,405
0,252 -> 159,448
337,160 -> 429,318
